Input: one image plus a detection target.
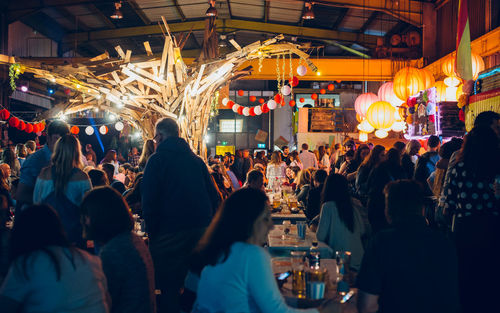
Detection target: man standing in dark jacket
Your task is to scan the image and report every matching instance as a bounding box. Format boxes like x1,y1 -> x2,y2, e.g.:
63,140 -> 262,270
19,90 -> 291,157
142,117 -> 220,312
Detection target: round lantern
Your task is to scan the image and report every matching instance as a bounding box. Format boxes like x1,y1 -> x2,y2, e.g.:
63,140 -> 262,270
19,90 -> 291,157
0,109 -> 10,120
359,132 -> 368,142
354,92 -> 379,119
237,106 -> 244,115
267,100 -> 277,110
18,121 -> 26,131
254,106 -> 262,115
289,76 -> 299,87
227,100 -> 235,109
391,121 -> 406,132
249,107 -> 255,116
442,55 -> 456,77
281,85 -> 291,96
32,124 -> 39,133
444,76 -> 460,87
434,81 -> 447,102
242,107 -> 250,116
393,67 -> 426,101
320,89 -> 326,95
70,126 -> 79,135
289,100 -> 296,107
237,90 -> 244,96
249,95 -> 257,102
296,65 -> 307,76
328,84 -> 334,91
99,125 -> 108,135
445,87 -> 458,101
357,120 -> 375,133
259,98 -> 265,104
39,123 -> 45,132
222,98 -> 229,106
378,82 -> 402,107
25,124 -> 34,133
356,113 -> 363,123
274,94 -> 284,105
261,103 -> 270,113
365,101 -> 396,130
115,121 -> 124,131
85,126 -> 94,135
419,68 -> 435,89
9,117 -> 19,128
299,98 -> 305,103
232,104 -> 240,113
374,129 -> 389,138
311,93 -> 318,100
471,52 -> 485,80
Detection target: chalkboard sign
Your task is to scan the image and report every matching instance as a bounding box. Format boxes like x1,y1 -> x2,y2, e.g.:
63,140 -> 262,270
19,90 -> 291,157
439,101 -> 465,137
309,108 -> 336,132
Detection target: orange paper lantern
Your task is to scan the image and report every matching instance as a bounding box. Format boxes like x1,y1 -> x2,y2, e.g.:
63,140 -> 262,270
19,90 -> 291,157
237,90 -> 244,96
434,81 -> 447,102
249,95 -> 256,102
289,100 -> 296,107
393,67 -> 426,101
365,101 -> 396,130
311,93 -> 318,100
442,52 -> 485,80
320,89 -> 326,94
328,84 -> 334,91
70,126 -> 80,135
419,68 -> 435,90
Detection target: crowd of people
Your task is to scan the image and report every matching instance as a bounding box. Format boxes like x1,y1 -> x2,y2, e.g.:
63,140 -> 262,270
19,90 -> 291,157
0,110 -> 498,313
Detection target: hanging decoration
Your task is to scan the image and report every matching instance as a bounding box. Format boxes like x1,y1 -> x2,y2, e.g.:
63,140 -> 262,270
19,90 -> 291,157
403,87 -> 438,138
393,67 -> 426,101
70,126 -> 80,135
365,101 -> 396,130
320,89 -> 326,95
378,82 -> 402,107
99,125 -> 108,135
85,126 -> 94,135
419,68 -> 436,90
267,100 -> 277,110
442,52 -> 485,81
328,84 -> 334,91
115,121 -> 124,131
357,120 -> 375,133
289,76 -> 299,87
289,100 -> 296,107
259,98 -> 265,104
434,81 -> 447,102
237,90 -> 244,96
359,132 -> 368,142
311,93 -> 318,100
281,85 -> 291,96
249,95 -> 256,102
354,92 -> 379,119
296,65 -> 307,76
374,129 -> 389,139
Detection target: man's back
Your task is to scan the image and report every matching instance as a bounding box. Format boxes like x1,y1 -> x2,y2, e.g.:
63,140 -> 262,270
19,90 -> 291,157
299,150 -> 317,169
357,218 -> 459,313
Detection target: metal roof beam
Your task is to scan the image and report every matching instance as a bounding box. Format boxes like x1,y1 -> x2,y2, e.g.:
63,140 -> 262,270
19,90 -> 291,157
172,0 -> 186,22
127,0 -> 151,25
331,8 -> 349,29
63,19 -> 381,46
359,11 -> 378,33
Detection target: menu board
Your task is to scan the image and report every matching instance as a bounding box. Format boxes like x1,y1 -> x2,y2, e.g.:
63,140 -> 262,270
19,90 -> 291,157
309,109 -> 336,132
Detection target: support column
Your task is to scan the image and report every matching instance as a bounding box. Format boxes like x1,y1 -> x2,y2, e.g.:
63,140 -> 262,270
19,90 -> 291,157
422,2 -> 437,64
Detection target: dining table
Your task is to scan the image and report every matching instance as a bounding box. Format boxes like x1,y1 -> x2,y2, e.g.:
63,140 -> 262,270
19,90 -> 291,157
267,224 -> 333,258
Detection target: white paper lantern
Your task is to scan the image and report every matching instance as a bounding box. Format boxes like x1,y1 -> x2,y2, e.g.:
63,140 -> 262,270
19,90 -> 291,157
99,125 -> 108,135
297,65 -> 307,76
242,107 -> 250,116
232,104 -> 240,113
281,85 -> 291,96
357,120 -> 375,133
391,121 -> 406,132
85,126 -> 94,135
267,100 -> 277,110
445,87 -> 458,101
254,106 -> 262,115
359,132 -> 368,142
222,98 -> 229,106
375,129 -> 388,138
115,121 -> 124,131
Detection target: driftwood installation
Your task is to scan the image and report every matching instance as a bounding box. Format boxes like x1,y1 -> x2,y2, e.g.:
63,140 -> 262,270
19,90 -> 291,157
1,18 -> 316,156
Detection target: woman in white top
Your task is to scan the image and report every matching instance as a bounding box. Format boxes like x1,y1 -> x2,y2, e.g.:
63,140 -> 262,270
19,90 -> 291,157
288,151 -> 303,170
318,146 -> 330,173
266,151 -> 286,190
0,204 -> 109,313
191,188 -> 337,313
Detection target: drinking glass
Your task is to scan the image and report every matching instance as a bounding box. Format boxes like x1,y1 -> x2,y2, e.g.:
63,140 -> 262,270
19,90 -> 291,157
296,221 -> 306,240
291,251 -> 307,297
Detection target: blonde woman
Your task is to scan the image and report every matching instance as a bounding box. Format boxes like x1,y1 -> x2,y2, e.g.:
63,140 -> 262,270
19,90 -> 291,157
294,169 -> 312,206
138,139 -> 155,171
33,135 -> 91,246
266,151 -> 286,190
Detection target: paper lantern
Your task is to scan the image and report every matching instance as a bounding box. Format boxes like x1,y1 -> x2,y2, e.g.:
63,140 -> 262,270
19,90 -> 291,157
289,76 -> 299,87
254,106 -> 262,115
297,65 -> 307,76
70,126 -> 79,135
227,100 -> 235,109
336,80 -> 342,83
267,100 -> 277,110
0,109 -> 10,120
299,98 -> 305,103
359,132 -> 368,142
444,76 -> 460,87
9,117 -> 19,127
281,85 -> 291,96
356,113 -> 363,123
242,107 -> 250,116
237,90 -> 244,96
32,124 -> 38,133
419,68 -> 435,89
378,82 -> 402,107
289,100 -> 296,107
357,120 -> 375,133
249,107 -> 255,116
374,129 -> 389,138
115,121 -> 124,131
320,89 -> 326,95
237,106 -> 244,115
445,87 -> 458,101
85,126 -> 94,135
64,88 -> 71,95
232,104 -> 240,113
261,103 -> 269,113
354,92 -> 379,118
435,81 -> 447,102
393,67 -> 426,101
470,52 -> 485,80
18,121 -> 26,131
274,94 -> 284,105
25,124 -> 34,133
366,101 -> 396,130
222,98 -> 229,106
311,93 -> 318,100
328,84 -> 334,91
249,96 -> 257,102
259,98 -> 265,104
442,55 -> 456,77
391,121 -> 406,132
99,125 -> 108,135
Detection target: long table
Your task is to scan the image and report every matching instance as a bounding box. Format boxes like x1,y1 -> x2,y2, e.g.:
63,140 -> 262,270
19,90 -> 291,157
267,224 -> 333,258
271,211 -> 307,224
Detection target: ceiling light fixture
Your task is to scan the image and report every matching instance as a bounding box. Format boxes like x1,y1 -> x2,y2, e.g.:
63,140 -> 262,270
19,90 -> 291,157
302,2 -> 315,20
111,2 -> 123,19
206,0 -> 217,17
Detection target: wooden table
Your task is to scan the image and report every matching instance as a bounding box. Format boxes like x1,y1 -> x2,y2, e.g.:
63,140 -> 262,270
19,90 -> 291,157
271,211 -> 307,224
267,225 -> 333,258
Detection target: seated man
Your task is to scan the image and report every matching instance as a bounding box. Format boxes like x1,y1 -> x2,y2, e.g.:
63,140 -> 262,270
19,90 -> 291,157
243,169 -> 264,191
357,180 -> 459,313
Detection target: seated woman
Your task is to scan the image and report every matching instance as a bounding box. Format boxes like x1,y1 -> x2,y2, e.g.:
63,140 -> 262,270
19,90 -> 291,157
81,187 -> 156,313
191,188 -> 337,313
0,204 -> 109,313
316,174 -> 365,271
295,169 -> 312,207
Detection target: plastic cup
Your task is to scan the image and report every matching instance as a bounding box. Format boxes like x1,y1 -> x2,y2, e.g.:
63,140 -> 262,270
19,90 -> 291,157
297,221 -> 306,239
306,281 -> 325,299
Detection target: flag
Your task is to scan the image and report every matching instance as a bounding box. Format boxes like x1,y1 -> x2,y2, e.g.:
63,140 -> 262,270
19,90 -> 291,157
456,0 -> 472,80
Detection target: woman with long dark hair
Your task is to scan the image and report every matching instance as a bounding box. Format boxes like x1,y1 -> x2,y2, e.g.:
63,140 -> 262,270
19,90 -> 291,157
191,188 -> 336,313
2,149 -> 20,179
316,174 -> 365,270
81,187 -> 155,313
138,139 -> 155,171
33,135 -> 91,246
355,145 -> 386,199
439,126 -> 500,313
101,150 -> 119,176
0,205 -> 109,313
345,144 -> 370,176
